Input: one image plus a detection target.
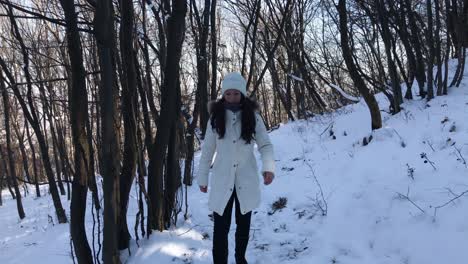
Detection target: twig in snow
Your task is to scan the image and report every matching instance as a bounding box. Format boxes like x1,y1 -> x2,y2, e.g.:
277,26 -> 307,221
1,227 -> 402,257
444,187 -> 458,197
453,145 -> 467,168
396,187 -> 425,214
392,128 -> 406,148
441,116 -> 449,124
268,197 -> 288,215
433,189 -> 468,219
177,224 -> 200,237
424,140 -> 436,152
406,164 -> 415,180
303,159 -> 328,216
420,152 -> 437,170
319,122 -> 334,137
402,110 -> 414,123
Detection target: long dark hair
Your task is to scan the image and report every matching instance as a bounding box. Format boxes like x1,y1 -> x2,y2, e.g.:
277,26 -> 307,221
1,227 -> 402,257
209,94 -> 258,144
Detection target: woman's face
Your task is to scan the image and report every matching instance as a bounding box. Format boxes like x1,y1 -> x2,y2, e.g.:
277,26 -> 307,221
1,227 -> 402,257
224,89 -> 241,104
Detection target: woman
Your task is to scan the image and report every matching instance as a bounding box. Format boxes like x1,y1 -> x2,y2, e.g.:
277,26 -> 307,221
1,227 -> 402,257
197,72 -> 275,264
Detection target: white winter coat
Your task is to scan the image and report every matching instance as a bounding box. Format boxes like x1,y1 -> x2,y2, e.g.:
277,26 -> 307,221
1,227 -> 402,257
197,109 -> 275,216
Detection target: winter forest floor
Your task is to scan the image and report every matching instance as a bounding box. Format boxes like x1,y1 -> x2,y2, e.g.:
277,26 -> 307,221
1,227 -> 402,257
1,61 -> 468,264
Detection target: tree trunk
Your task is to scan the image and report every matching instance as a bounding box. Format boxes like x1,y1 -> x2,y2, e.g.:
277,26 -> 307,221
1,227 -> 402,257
12,122 -> 32,184
389,1 -> 418,99
1,69 -> 25,219
148,0 -> 187,232
435,0 -> 443,95
164,114 -> 183,227
95,0 -> 121,262
43,102 -> 66,196
25,121 -> 40,197
210,0 -> 218,100
0,170 -> 3,206
464,0 -> 468,47
427,0 -> 435,100
0,148 -> 15,199
376,0 -> 402,113
190,0 -> 211,137
443,0 -> 451,94
56,120 -> 72,200
118,0 -> 139,250
337,0 -> 382,130
58,0 -> 94,262
404,0 -> 427,97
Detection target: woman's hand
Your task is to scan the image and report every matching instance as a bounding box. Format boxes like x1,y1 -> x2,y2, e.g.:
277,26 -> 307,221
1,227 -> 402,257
263,171 -> 274,185
199,185 -> 208,193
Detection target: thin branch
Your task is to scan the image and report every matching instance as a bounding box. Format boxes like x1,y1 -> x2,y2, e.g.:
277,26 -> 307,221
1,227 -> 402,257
433,189 -> 468,219
396,187 -> 426,214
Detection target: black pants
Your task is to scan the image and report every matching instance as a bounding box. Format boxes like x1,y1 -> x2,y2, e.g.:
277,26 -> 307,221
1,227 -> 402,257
213,189 -> 252,264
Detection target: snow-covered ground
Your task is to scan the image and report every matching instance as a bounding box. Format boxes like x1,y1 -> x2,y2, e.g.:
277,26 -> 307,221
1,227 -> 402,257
1,61 -> 467,264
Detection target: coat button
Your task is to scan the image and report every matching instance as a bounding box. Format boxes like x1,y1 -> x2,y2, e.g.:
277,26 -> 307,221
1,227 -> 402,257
230,188 -> 233,191
233,140 -> 236,143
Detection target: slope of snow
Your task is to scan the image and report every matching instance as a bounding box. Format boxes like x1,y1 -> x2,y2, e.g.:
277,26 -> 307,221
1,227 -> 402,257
1,61 -> 467,264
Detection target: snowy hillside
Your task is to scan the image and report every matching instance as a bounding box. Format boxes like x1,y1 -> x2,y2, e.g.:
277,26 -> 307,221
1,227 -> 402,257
1,63 -> 467,264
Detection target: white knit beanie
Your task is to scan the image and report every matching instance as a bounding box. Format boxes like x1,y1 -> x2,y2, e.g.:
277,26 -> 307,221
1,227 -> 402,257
221,72 -> 247,96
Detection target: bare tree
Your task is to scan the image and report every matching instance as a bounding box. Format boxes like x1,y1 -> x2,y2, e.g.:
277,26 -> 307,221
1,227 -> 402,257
0,68 -> 25,219
118,0 -> 139,251
427,0 -> 435,100
148,0 -> 187,232
94,0 -> 121,262
337,0 -> 382,130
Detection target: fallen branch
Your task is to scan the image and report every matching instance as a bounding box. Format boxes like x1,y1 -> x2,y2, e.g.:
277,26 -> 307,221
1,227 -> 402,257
177,224 -> 200,237
433,189 -> 468,219
319,122 -> 334,137
396,187 -> 425,214
453,145 -> 467,168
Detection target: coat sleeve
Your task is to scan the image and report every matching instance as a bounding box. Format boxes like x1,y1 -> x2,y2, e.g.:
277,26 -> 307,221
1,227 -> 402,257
196,120 -> 217,187
254,112 -> 275,175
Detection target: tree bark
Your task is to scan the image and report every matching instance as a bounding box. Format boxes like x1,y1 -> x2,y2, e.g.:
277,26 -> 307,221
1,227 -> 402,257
95,0 -> 121,262
190,0 -> 211,137
210,0 -> 218,100
435,0 -> 443,95
25,121 -> 40,197
118,0 -> 139,250
427,0 -> 435,100
12,121 -> 32,184
376,0 -> 402,113
337,0 -> 382,130
58,0 -> 93,262
404,0 -> 427,97
0,147 -> 15,199
0,69 -> 25,219
148,0 -> 187,232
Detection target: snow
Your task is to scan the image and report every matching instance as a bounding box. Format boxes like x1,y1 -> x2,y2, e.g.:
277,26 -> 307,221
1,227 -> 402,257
288,74 -> 304,82
1,59 -> 468,263
329,83 -> 361,102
